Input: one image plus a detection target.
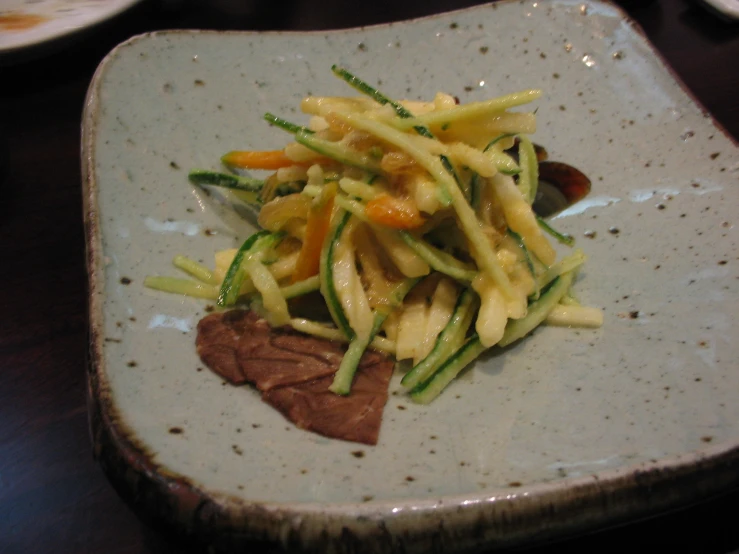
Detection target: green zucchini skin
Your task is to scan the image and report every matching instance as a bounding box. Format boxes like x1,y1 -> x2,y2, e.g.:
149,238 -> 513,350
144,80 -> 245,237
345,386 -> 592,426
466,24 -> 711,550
319,210 -> 355,339
189,169 -> 302,203
536,215 -> 575,246
189,169 -> 264,191
329,314 -> 384,395
507,229 -> 537,281
401,287 -> 477,389
516,134 -> 539,205
499,269 -> 575,347
399,231 -> 477,282
470,134 -> 520,210
295,131 -> 383,174
263,112 -> 313,135
217,231 -> 282,307
410,334 -> 486,404
331,65 -> 418,124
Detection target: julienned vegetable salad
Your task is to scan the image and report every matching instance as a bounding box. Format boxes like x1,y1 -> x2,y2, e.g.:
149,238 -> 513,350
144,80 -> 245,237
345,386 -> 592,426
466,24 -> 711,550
145,65 -> 603,404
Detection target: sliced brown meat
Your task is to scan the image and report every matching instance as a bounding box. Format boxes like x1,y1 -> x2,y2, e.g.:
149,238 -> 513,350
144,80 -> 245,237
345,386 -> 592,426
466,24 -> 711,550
195,310 -> 394,445
196,309 -> 260,385
264,350 -> 393,445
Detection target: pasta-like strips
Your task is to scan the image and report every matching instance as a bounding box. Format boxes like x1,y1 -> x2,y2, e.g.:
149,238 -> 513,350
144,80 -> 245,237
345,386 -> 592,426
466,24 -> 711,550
332,223 -> 374,341
490,173 -> 556,266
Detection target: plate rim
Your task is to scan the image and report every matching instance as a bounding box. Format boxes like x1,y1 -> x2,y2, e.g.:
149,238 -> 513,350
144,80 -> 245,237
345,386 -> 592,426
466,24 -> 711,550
81,3 -> 739,551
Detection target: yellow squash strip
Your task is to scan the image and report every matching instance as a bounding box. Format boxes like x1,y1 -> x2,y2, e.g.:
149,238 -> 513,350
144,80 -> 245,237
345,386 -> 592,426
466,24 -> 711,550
289,318 -> 397,354
490,173 -> 556,266
388,90 -> 542,131
545,304 -> 604,328
245,259 -> 290,326
332,219 -> 374,341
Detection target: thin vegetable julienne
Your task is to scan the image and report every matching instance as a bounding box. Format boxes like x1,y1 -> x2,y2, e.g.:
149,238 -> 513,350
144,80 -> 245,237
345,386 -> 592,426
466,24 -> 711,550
470,134 -> 508,210
189,169 -> 264,191
516,134 -> 539,205
292,183 -> 337,282
331,66 -> 426,132
218,230 -> 279,307
506,230 -> 537,281
143,276 -> 219,300
172,255 -> 219,285
319,210 -> 355,339
263,112 -> 313,135
221,150 -> 297,170
536,215 -> 575,246
188,169 -> 302,204
399,231 -> 477,282
330,277 -> 420,395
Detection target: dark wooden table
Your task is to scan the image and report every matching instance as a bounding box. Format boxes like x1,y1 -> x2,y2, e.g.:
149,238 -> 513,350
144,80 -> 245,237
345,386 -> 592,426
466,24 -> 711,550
1,0 -> 737,552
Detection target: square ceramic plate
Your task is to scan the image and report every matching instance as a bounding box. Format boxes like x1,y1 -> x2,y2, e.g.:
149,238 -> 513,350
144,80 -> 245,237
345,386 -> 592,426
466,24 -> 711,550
82,1 -> 739,551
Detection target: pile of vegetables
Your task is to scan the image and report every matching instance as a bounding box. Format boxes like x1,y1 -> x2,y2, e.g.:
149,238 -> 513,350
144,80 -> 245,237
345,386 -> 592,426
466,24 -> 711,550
145,66 -> 602,404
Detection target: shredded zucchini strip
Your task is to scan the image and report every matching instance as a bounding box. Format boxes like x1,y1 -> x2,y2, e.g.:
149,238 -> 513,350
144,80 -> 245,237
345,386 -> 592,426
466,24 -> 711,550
319,210 -> 355,338
399,231 -> 477,282
245,259 -> 290,326
279,275 -> 320,299
218,231 -> 276,306
401,287 -> 478,389
289,318 -> 397,354
545,304 -> 603,328
143,276 -> 219,300
172,255 -> 219,285
517,135 -> 539,205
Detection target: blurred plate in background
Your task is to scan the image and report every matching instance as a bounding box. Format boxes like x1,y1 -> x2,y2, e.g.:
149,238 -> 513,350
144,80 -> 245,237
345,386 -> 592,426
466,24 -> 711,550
0,0 -> 143,62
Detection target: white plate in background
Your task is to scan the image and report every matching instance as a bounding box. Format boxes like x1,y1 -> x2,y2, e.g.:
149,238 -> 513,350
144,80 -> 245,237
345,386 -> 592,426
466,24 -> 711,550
0,0 -> 142,58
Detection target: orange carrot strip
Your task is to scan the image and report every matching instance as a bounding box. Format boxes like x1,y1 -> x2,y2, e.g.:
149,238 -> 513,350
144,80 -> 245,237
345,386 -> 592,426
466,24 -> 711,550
292,184 -> 338,282
222,150 -> 335,171
221,150 -> 298,170
365,194 -> 426,230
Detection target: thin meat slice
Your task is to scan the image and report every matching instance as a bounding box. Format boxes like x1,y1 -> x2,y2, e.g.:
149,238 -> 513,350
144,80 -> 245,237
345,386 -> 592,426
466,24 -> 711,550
264,350 -> 393,445
196,309 -> 261,385
237,318 -> 346,391
195,309 -> 394,445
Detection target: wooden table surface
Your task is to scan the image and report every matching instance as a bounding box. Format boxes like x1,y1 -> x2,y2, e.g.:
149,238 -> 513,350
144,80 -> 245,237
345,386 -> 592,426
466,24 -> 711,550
0,0 -> 737,552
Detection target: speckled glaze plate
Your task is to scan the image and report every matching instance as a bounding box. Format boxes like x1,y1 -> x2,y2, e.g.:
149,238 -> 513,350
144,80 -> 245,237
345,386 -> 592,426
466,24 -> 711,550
0,0 -> 142,59
81,2 -> 739,552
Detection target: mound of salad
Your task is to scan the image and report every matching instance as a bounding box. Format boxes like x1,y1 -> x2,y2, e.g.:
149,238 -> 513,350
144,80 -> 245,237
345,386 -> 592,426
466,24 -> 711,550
146,65 -> 602,412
